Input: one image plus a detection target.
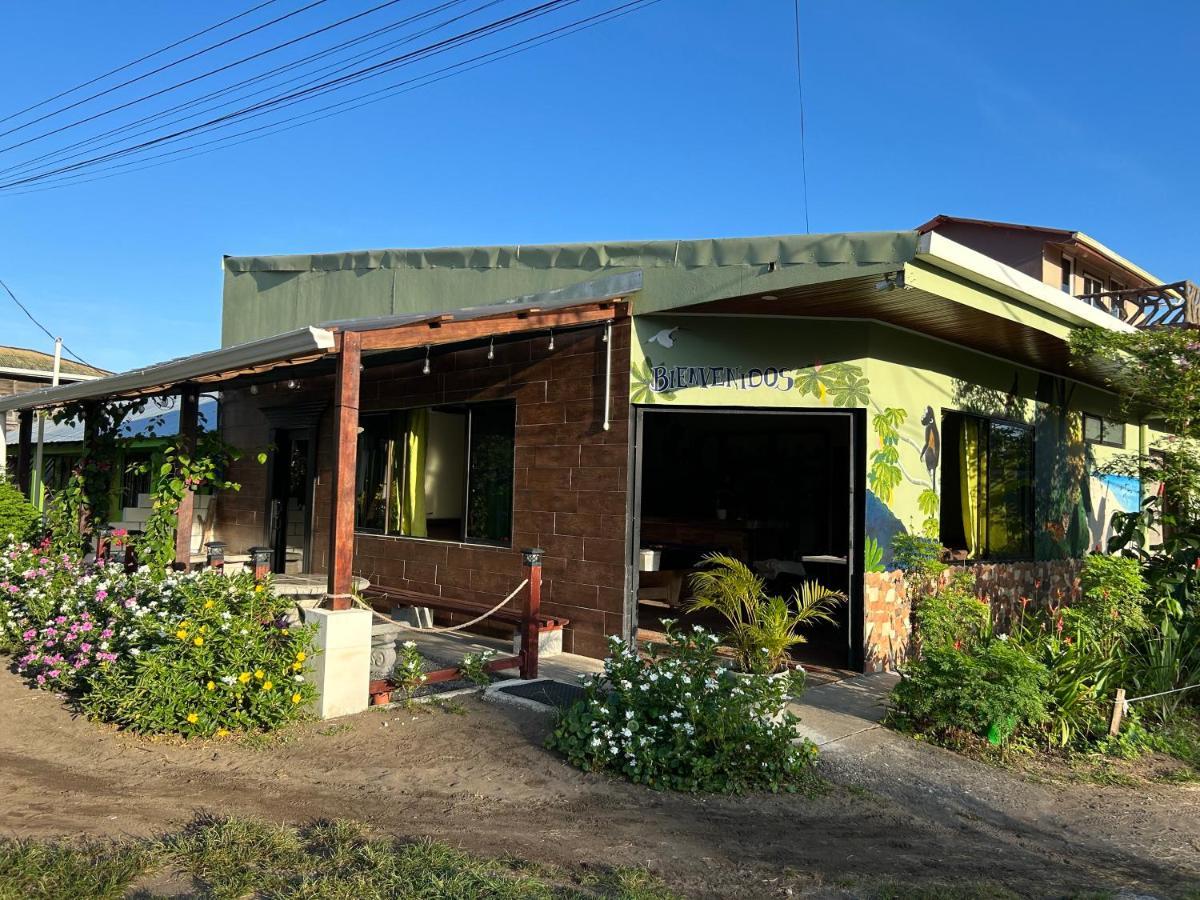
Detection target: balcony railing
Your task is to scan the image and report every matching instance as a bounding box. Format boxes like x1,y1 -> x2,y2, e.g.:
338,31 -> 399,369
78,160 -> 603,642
1076,280 -> 1200,328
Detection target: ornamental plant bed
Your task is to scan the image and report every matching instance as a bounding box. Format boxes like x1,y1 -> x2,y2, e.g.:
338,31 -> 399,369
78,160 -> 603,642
0,538 -> 317,737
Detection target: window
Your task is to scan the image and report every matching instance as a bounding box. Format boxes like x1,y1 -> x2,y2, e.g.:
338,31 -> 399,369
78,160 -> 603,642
1083,413 -> 1125,448
939,412 -> 1034,560
1060,255 -> 1074,294
354,401 -> 514,545
1081,272 -> 1105,298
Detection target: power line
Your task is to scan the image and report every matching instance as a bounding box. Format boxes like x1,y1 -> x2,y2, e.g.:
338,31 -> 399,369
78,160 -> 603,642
0,0 -> 285,127
0,0 -> 586,190
793,0 -> 810,233
0,0 -> 336,145
0,0 -> 495,181
0,277 -> 94,368
3,0 -> 660,195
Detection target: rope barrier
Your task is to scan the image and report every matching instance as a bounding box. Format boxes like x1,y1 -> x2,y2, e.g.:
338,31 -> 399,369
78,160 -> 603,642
353,579 -> 529,635
1123,682 -> 1200,706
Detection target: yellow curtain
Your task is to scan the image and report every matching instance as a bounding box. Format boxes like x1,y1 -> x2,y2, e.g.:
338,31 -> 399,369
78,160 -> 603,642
959,419 -> 984,557
399,408 -> 428,537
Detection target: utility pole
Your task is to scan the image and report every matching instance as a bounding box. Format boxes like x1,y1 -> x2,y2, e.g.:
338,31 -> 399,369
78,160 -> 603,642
33,337 -> 62,515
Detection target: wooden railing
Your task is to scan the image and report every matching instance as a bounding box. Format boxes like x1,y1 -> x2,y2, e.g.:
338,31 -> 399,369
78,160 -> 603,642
1076,280 -> 1200,328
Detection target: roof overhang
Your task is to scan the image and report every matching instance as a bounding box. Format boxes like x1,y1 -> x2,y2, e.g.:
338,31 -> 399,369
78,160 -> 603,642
0,271 -> 639,415
656,234 -> 1130,384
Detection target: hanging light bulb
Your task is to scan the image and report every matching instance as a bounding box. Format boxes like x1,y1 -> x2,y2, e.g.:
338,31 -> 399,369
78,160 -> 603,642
548,329 -> 555,351
601,325 -> 609,343
487,337 -> 495,360
422,345 -> 431,375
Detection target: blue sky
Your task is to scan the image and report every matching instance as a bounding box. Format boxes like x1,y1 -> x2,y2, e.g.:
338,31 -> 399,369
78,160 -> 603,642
0,1 -> 1196,372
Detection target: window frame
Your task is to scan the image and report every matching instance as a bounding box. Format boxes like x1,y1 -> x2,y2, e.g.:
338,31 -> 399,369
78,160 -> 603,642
938,410 -> 1037,562
1060,254 -> 1075,294
1082,412 -> 1125,449
353,399 -> 517,548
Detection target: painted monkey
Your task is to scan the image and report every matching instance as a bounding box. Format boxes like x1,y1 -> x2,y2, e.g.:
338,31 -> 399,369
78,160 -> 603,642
920,406 -> 940,484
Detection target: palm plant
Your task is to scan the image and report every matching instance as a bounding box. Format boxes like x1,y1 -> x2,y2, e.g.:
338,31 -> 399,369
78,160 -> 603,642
688,553 -> 845,674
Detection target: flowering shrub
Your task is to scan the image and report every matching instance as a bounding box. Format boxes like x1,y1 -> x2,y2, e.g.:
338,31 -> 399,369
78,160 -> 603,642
0,538 -> 317,738
393,640 -> 428,700
546,623 -> 817,793
81,570 -> 316,736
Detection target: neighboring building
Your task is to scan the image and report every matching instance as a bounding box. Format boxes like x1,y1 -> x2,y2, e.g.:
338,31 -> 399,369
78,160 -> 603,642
0,345 -> 106,431
3,396 -> 218,553
1,220 -> 1190,673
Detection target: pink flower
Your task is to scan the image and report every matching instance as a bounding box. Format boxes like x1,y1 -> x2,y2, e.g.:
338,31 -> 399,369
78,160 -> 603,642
47,669 -> 59,678
35,675 -> 45,685
79,643 -> 92,654
95,590 -> 108,601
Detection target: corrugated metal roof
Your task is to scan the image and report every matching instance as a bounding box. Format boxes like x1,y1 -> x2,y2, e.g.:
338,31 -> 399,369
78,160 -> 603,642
0,346 -> 108,378
4,396 -> 217,445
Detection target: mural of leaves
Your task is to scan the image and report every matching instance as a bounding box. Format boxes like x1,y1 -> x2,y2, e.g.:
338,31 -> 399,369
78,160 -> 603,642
630,357 -> 675,404
794,366 -> 836,401
918,487 -> 940,539
868,407 -> 906,506
863,536 -> 885,573
831,375 -> 870,407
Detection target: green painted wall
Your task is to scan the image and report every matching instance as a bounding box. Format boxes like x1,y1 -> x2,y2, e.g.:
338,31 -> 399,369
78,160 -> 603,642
630,315 -> 1142,569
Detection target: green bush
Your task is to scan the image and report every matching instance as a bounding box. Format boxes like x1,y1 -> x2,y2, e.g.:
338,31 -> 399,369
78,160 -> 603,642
0,480 -> 39,545
888,638 -> 1049,742
913,571 -> 989,653
1074,554 -> 1150,643
547,623 -> 817,793
78,570 -> 317,737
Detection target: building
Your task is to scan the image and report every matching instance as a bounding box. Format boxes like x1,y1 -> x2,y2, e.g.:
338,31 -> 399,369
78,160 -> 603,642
0,219 -> 1187,676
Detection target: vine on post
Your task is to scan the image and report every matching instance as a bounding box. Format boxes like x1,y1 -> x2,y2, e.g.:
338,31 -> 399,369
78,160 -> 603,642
135,431 -> 246,571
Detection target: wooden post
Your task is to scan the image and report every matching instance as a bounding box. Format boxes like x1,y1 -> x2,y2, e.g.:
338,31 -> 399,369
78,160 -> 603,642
326,331 -> 361,610
80,401 -> 99,542
1109,688 -> 1126,737
173,389 -> 200,570
520,547 -> 544,679
15,410 -> 33,497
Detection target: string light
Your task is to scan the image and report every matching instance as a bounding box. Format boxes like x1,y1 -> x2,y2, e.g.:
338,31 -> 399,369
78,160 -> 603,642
487,337 -> 494,360
548,329 -> 555,351
422,345 -> 431,375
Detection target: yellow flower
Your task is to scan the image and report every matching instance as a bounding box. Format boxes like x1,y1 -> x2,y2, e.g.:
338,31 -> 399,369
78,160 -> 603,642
193,636 -> 204,646
254,669 -> 264,680
215,728 -> 229,738
181,621 -> 191,629
186,712 -> 198,724
291,692 -> 301,704
206,681 -> 216,691
262,680 -> 273,691
176,629 -> 188,640
204,600 -> 215,609
291,662 -> 302,672
255,584 -> 265,593
238,672 -> 251,684
295,651 -> 306,662
200,625 -> 208,633
280,628 -> 289,636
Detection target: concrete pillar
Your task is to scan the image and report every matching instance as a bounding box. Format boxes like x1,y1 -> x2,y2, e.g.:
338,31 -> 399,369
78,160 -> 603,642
302,606 -> 372,719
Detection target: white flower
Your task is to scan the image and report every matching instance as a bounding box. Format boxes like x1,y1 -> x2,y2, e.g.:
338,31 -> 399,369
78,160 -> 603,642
403,640 -> 416,649
648,672 -> 659,683
625,709 -> 634,720
129,647 -> 141,656
221,675 -> 236,685
293,674 -> 305,683
621,727 -> 632,738
590,737 -> 602,748
997,633 -> 1009,642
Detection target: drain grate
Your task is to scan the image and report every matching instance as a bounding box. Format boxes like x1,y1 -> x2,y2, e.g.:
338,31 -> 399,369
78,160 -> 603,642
495,679 -> 585,708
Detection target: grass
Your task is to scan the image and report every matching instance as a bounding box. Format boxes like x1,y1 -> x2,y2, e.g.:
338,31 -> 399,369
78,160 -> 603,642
0,816 -> 678,900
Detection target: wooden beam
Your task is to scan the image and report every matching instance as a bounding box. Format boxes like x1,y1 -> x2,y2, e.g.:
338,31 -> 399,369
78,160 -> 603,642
355,303 -> 626,352
173,388 -> 200,570
519,548 -> 544,680
15,410 -> 32,498
327,330 -> 361,609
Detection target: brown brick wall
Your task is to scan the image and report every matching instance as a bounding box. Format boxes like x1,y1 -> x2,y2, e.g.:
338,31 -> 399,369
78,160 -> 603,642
213,320 -> 632,659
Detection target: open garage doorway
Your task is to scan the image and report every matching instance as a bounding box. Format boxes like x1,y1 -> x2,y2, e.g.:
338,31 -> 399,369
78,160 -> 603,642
631,408 -> 863,672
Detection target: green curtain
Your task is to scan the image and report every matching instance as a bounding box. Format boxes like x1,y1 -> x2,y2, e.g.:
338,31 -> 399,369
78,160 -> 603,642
399,408 -> 428,537
959,419 -> 985,557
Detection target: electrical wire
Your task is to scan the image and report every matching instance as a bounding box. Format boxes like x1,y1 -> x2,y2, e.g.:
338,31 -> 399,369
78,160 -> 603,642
0,0 -> 285,127
0,277 -> 94,368
793,0 -> 810,233
0,0 -> 499,181
0,0 -> 586,189
3,0 -> 659,196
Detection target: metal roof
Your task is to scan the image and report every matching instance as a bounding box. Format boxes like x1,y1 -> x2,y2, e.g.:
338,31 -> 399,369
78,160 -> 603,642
4,396 -> 218,445
0,271 -> 638,415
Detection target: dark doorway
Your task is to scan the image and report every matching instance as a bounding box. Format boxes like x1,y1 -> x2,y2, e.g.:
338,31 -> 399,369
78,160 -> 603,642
268,429 -> 315,574
632,408 -> 859,670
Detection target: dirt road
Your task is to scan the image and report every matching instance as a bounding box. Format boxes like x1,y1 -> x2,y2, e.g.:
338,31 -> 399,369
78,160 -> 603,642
0,670 -> 1195,898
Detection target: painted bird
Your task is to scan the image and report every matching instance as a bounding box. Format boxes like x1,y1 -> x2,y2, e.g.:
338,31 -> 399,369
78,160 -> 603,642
647,327 -> 680,348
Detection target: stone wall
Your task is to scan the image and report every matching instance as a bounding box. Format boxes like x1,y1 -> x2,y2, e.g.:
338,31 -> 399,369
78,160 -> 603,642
862,559 -> 1085,672
214,321 -> 632,659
